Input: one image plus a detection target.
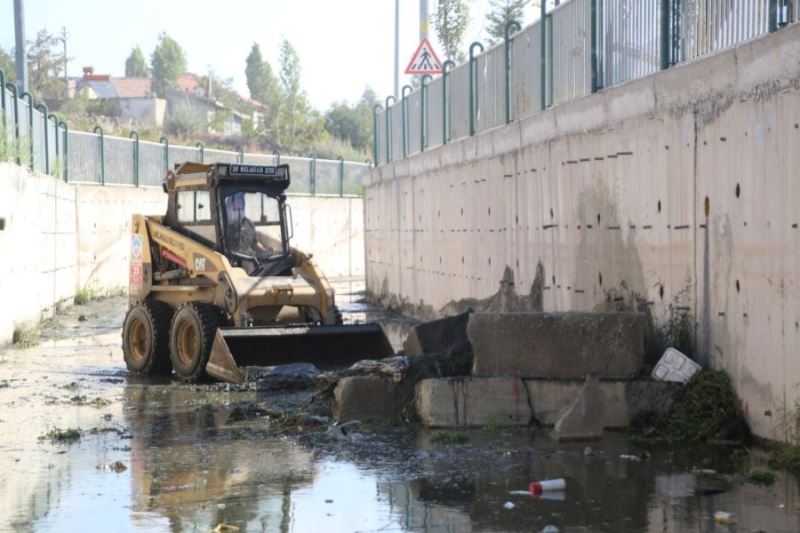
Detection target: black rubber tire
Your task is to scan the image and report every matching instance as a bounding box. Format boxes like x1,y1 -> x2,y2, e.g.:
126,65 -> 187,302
122,300 -> 173,375
168,302 -> 225,382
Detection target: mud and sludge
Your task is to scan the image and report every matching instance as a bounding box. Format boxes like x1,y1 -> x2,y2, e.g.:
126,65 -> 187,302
1,281 -> 800,532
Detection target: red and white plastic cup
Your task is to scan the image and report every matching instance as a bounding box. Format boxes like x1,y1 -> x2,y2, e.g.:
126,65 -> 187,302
529,478 -> 566,495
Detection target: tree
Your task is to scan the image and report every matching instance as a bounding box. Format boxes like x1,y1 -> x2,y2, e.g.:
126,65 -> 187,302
278,39 -> 306,145
486,0 -> 528,43
434,0 -> 470,63
125,46 -> 149,77
244,43 -> 282,135
27,29 -> 66,100
324,86 -> 377,152
150,33 -> 187,96
0,47 -> 16,82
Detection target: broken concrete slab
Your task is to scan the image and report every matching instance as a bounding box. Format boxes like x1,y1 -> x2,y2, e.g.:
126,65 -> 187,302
415,377 -> 531,427
468,312 -> 646,379
403,311 -> 472,358
332,375 -> 413,423
527,378 -> 681,428
553,376 -> 605,441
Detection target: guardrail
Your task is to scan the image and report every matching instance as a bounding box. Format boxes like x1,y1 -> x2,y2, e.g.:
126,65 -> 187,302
0,75 -> 369,197
374,0 -> 796,166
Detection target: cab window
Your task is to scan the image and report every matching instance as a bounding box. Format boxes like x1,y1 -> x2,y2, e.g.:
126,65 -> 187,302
176,190 -> 215,242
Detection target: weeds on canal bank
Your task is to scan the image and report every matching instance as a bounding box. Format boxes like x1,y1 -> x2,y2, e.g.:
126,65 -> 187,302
632,370 -> 750,445
746,469 -> 777,486
12,323 -> 40,348
38,427 -> 81,444
430,430 -> 468,445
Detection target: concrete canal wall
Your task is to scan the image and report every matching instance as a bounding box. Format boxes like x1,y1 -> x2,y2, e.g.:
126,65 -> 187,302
364,24 -> 800,440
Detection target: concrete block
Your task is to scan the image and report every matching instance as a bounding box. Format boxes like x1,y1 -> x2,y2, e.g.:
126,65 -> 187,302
526,378 -> 682,428
332,375 -> 413,423
468,312 -> 645,379
554,376 -> 604,441
415,377 -> 531,427
403,311 -> 471,357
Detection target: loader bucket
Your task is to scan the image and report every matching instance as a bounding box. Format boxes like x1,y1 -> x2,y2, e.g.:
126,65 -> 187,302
206,323 -> 395,384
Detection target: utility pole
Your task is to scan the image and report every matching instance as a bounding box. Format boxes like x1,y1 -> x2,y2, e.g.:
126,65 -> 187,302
394,0 -> 400,98
60,27 -> 68,98
420,0 -> 428,40
13,0 -> 28,93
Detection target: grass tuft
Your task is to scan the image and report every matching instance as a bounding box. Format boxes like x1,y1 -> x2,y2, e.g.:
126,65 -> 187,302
430,430 -> 468,445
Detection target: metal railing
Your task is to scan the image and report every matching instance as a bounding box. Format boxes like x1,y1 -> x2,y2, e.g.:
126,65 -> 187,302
0,74 -> 369,197
374,0 -> 796,166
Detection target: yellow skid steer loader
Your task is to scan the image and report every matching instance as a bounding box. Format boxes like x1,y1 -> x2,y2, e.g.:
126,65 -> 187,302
122,162 -> 393,383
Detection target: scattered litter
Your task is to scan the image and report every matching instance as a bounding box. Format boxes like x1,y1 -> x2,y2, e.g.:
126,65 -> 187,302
97,461 -> 127,473
583,446 -> 594,457
620,454 -> 641,462
652,348 -> 701,384
779,504 -> 785,509
217,503 -> 226,510
713,511 -> 736,524
213,524 -> 240,533
529,478 -> 566,495
325,499 -> 333,503
509,490 -> 532,496
503,501 -> 515,510
326,420 -> 360,442
541,526 -> 559,533
78,314 -> 87,322
691,468 -> 717,475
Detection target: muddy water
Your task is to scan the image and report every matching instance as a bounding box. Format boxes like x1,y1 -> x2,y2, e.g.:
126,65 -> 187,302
0,284 -> 799,532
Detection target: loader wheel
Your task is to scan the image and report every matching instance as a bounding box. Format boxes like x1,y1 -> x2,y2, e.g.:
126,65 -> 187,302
168,302 -> 224,382
122,300 -> 173,375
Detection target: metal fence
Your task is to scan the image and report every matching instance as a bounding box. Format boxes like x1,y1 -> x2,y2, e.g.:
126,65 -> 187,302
374,0 -> 797,166
0,77 -> 369,196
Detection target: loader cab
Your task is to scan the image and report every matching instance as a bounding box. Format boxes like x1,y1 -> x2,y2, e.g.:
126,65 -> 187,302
165,162 -> 294,276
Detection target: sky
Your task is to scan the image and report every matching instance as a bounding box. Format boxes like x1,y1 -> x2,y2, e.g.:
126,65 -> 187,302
0,0 -> 537,110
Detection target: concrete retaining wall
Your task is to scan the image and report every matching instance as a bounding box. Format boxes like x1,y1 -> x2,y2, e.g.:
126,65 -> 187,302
364,25 -> 800,440
0,163 -> 364,345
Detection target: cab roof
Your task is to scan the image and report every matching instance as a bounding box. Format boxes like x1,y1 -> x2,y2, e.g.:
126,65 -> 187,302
164,162 -> 291,192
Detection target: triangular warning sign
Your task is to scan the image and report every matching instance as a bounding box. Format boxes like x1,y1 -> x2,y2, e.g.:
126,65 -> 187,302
405,37 -> 442,75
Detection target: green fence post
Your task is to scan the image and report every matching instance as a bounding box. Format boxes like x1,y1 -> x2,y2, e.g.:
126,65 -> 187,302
545,10 -> 551,108
196,142 -> 204,163
6,83 -> 19,165
660,0 -> 670,69
130,131 -> 140,186
420,74 -> 432,151
273,150 -> 280,165
590,0 -> 600,93
0,69 -> 6,131
35,103 -> 49,174
401,85 -> 412,158
372,104 -> 382,166
505,20 -> 521,123
308,153 -> 317,195
442,60 -> 455,145
469,42 -> 484,136
160,136 -> 169,175
48,113 -> 59,172
20,91 -> 34,170
237,146 -> 244,164
59,121 -> 68,182
385,96 -> 396,162
94,125 -> 105,185
337,156 -> 344,197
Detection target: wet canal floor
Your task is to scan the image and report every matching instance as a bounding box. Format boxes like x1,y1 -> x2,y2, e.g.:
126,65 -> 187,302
1,280 -> 799,532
